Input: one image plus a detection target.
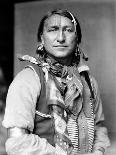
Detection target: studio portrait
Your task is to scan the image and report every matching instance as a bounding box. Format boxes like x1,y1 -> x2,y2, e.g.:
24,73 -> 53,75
0,0 -> 116,155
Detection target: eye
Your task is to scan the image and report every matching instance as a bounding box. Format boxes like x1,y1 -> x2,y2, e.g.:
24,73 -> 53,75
65,27 -> 74,32
47,27 -> 59,32
47,28 -> 55,32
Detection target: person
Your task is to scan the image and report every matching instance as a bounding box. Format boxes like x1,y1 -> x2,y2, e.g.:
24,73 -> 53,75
2,9 -> 110,155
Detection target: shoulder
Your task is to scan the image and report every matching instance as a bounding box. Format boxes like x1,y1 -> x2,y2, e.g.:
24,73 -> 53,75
9,66 -> 41,93
16,66 -> 40,82
89,74 -> 100,101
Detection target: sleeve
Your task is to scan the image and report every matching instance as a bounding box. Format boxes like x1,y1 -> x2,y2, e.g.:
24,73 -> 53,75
2,67 -> 55,155
91,77 -> 110,154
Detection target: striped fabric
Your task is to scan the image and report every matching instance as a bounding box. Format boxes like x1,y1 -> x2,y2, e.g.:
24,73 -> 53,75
67,117 -> 79,155
86,102 -> 95,152
67,103 -> 95,154
67,111 -> 94,154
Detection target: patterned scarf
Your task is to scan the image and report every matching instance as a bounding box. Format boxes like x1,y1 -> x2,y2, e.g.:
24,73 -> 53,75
41,54 -> 94,154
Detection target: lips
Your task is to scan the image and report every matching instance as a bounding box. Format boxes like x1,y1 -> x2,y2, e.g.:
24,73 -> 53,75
53,46 -> 68,51
53,45 -> 68,47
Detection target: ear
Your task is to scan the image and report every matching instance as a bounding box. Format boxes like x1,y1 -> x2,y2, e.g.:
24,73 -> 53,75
40,35 -> 44,45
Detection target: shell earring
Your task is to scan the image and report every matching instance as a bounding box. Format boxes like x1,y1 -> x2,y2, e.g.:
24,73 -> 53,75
76,45 -> 88,61
75,45 -> 80,56
37,43 -> 44,51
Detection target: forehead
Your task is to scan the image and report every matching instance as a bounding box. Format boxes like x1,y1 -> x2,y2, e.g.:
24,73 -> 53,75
44,14 -> 74,27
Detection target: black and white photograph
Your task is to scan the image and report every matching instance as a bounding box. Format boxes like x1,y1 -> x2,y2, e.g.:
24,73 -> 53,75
0,0 -> 116,155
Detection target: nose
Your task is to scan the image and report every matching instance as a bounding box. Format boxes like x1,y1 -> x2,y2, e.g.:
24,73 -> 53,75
57,30 -> 65,43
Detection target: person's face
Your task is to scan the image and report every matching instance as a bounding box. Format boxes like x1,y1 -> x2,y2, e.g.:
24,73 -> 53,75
41,14 -> 77,59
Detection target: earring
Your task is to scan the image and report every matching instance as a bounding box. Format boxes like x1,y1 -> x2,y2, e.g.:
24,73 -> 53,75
75,45 -> 80,56
76,45 -> 88,61
37,43 -> 44,51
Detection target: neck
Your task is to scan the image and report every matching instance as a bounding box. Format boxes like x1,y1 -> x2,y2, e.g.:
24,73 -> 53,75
57,57 -> 73,66
47,53 -> 73,66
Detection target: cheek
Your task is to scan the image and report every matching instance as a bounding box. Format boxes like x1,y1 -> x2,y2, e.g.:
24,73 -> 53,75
68,34 -> 76,42
43,34 -> 54,45
43,35 -> 54,52
68,36 -> 76,47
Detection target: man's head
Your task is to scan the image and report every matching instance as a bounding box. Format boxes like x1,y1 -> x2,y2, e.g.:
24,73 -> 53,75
37,9 -> 82,61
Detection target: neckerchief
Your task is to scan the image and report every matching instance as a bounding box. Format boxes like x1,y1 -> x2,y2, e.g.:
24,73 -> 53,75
18,52 -> 95,154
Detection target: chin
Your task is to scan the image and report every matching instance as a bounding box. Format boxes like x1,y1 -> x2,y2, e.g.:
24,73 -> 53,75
54,52 -> 71,58
56,53 -> 72,58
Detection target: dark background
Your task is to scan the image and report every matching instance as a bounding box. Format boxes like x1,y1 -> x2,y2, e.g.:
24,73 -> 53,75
0,0 -> 39,86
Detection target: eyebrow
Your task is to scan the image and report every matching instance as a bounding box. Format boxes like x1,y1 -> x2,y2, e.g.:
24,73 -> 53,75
46,25 -> 74,28
47,25 -> 59,28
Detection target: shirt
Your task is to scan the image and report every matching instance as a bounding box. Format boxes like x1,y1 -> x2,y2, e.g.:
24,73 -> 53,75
2,66 -> 110,155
